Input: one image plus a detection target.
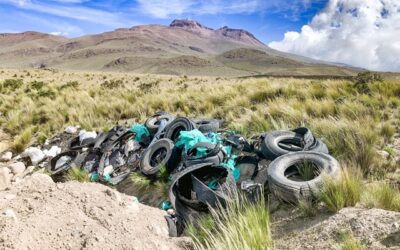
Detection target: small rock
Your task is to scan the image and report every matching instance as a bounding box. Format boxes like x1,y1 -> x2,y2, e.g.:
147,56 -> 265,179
393,222 -> 399,229
4,194 -> 16,200
0,152 -> 12,162
22,166 -> 35,177
376,150 -> 390,159
0,167 -> 12,191
9,162 -> 26,175
3,209 -> 17,221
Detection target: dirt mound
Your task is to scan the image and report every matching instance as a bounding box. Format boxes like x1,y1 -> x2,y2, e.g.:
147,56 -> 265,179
0,174 -> 190,250
272,207 -> 400,249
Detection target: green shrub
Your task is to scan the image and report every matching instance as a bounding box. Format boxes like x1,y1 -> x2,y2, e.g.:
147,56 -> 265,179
102,79 -> 124,89
2,79 -> 23,91
353,72 -> 383,94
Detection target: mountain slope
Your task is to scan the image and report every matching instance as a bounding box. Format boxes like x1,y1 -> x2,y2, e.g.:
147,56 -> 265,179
0,20 -> 358,76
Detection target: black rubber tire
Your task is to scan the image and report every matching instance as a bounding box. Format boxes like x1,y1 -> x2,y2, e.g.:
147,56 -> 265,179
145,113 -> 175,135
260,130 -> 329,160
183,142 -> 224,167
193,119 -> 221,133
267,152 -> 340,203
163,117 -> 196,142
140,138 -> 174,176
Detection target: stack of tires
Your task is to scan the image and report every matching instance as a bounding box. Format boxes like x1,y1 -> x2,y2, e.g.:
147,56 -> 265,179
256,127 -> 340,203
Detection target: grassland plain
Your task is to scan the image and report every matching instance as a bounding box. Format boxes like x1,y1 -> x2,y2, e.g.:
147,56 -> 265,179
1,69 -> 399,248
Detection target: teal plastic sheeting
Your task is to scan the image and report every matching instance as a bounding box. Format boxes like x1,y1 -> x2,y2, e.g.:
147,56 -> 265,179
176,129 -> 240,180
129,124 -> 150,142
175,129 -> 221,157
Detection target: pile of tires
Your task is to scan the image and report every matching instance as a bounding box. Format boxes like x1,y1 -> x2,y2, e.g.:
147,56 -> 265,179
48,112 -> 341,237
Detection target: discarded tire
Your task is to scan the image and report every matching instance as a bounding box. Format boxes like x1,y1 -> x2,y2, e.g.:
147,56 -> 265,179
183,142 -> 224,167
145,113 -> 175,135
261,129 -> 328,160
267,151 -> 340,203
140,138 -> 174,176
194,119 -> 221,133
163,117 -> 196,142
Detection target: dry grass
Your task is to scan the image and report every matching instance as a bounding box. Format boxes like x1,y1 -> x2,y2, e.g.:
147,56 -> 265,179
319,168 -> 363,213
188,192 -> 272,250
2,69 -> 398,177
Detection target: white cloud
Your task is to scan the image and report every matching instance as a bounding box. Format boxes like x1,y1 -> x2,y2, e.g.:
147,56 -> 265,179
0,0 -> 125,27
135,0 -> 314,19
269,0 -> 400,72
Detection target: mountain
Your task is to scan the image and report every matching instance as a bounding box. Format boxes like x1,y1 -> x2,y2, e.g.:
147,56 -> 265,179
0,19 -> 358,77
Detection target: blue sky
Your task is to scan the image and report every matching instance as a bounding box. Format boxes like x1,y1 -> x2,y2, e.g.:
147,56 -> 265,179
0,0 -> 328,43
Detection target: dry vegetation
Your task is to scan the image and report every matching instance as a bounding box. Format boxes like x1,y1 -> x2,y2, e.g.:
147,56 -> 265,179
1,69 -> 399,248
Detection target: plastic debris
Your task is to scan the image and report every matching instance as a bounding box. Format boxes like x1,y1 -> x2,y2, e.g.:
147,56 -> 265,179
103,165 -> 114,176
55,156 -> 72,169
43,146 -> 61,158
79,130 -> 97,143
64,126 -> 79,134
162,201 -> 172,210
22,147 -> 45,166
129,124 -> 150,143
89,172 -> 99,181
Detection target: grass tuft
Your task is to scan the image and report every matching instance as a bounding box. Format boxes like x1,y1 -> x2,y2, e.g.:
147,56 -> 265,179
362,183 -> 400,212
339,230 -> 362,250
319,168 -> 362,213
11,127 -> 32,153
189,191 -> 272,250
66,167 -> 90,182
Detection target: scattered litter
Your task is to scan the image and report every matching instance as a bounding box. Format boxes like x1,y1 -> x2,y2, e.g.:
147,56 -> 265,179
103,165 -> 114,176
79,130 -> 97,143
55,156 -> 73,169
43,146 -> 62,158
65,126 -> 79,134
22,147 -> 45,166
161,201 -> 171,210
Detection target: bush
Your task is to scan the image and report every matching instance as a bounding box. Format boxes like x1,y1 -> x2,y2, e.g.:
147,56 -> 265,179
2,79 -> 23,91
101,79 -> 124,89
66,167 -> 90,182
353,72 -> 383,94
319,168 -> 363,213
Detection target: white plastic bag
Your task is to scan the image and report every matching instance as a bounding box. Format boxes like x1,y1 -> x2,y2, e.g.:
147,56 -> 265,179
79,130 -> 97,143
22,147 -> 45,166
43,146 -> 62,157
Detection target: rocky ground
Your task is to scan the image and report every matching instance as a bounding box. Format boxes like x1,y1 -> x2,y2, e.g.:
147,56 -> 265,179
0,174 -> 190,250
272,207 -> 400,249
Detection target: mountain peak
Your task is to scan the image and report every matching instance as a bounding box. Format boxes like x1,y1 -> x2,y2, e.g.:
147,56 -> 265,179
170,19 -> 213,31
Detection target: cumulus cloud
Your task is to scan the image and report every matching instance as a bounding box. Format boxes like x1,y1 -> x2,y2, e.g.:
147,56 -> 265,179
269,0 -> 400,72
